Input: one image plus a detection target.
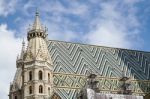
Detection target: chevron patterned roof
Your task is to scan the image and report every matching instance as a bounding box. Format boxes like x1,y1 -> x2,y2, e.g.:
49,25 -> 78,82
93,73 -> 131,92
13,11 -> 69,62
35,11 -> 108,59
48,40 -> 150,99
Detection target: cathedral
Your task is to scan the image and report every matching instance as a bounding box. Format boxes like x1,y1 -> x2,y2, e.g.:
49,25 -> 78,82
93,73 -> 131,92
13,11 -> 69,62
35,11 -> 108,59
9,11 -> 150,99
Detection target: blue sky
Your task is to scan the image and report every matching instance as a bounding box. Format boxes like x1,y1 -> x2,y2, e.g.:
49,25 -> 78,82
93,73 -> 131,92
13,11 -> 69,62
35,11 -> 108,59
0,0 -> 150,99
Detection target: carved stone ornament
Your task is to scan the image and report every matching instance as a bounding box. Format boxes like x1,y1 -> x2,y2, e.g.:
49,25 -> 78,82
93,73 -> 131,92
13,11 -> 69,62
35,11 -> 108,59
24,51 -> 33,61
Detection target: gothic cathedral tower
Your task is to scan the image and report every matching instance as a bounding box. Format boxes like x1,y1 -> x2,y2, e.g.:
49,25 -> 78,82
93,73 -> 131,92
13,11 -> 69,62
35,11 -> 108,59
9,10 -> 53,99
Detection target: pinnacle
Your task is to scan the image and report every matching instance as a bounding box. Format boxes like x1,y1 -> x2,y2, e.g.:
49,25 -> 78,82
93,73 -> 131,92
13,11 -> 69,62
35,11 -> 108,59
27,9 -> 48,40
32,9 -> 43,30
20,39 -> 26,60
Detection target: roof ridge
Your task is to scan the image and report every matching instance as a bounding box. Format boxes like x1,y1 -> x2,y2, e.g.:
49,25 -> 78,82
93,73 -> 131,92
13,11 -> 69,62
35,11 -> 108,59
48,39 -> 150,53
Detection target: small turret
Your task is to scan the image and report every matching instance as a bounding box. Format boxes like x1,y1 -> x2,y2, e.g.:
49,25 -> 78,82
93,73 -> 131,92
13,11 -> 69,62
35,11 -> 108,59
27,9 -> 47,41
20,39 -> 25,59
24,9 -> 53,65
16,39 -> 26,68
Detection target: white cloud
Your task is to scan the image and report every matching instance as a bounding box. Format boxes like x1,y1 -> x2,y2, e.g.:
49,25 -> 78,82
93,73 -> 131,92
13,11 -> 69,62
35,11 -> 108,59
0,0 -> 18,16
85,23 -> 132,48
23,0 -> 89,17
21,0 -> 143,49
43,20 -> 78,41
19,0 -> 83,42
84,0 -> 143,49
0,24 -> 22,99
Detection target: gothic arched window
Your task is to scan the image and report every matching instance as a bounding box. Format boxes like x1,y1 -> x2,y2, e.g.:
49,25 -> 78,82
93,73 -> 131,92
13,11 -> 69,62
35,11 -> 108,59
29,86 -> 32,94
39,85 -> 43,93
48,73 -> 50,82
29,71 -> 32,81
38,70 -> 42,80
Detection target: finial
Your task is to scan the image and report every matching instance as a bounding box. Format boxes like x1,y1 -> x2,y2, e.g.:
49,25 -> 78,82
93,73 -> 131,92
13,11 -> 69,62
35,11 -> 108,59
35,8 -> 39,16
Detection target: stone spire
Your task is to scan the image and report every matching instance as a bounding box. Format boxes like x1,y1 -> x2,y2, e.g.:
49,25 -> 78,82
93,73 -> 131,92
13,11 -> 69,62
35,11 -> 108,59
20,39 -> 25,60
16,39 -> 25,68
32,9 -> 43,30
27,9 -> 47,41
25,10 -> 52,65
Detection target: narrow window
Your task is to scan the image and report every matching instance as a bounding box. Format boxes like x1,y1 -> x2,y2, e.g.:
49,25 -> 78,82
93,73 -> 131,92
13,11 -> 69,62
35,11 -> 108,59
29,86 -> 32,94
15,96 -> 17,99
38,70 -> 42,80
29,71 -> 32,81
39,85 -> 43,93
48,87 -> 50,95
48,73 -> 50,82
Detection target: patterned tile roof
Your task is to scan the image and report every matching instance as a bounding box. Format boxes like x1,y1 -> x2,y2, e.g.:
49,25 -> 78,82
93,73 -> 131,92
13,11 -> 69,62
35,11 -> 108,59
48,40 -> 150,99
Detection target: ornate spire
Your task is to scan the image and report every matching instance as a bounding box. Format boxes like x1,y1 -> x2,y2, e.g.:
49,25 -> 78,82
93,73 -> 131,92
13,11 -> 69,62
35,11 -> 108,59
25,9 -> 52,64
32,9 -> 43,30
16,39 -> 26,68
27,9 -> 47,41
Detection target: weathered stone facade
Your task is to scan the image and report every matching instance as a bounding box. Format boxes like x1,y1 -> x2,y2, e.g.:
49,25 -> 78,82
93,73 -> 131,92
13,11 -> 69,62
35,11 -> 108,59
9,10 -> 53,99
